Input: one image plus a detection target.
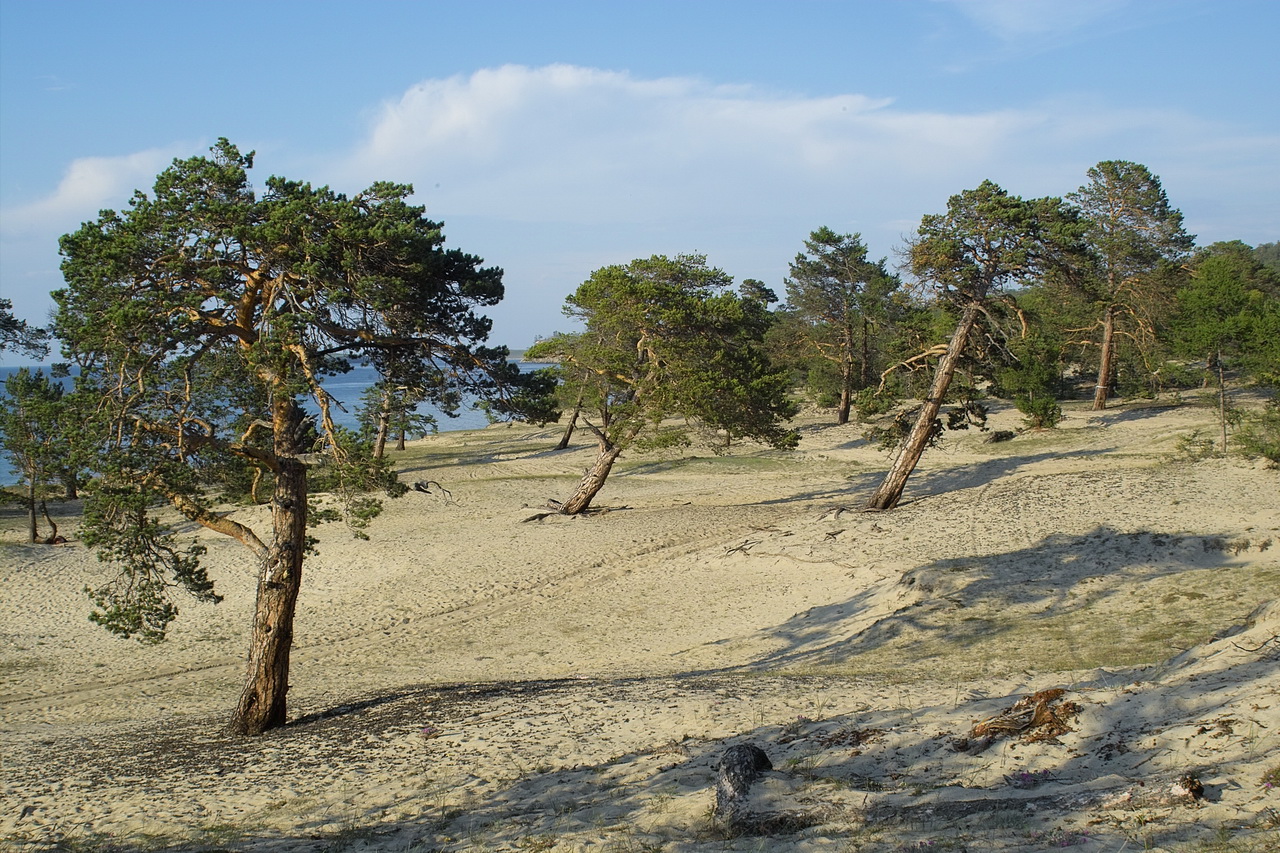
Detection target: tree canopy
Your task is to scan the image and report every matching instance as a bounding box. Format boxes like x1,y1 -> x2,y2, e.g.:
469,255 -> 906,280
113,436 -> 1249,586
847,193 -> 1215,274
54,139 -> 520,734
528,254 -> 797,514
0,298 -> 49,360
1067,161 -> 1194,409
784,228 -> 900,424
865,181 -> 1082,510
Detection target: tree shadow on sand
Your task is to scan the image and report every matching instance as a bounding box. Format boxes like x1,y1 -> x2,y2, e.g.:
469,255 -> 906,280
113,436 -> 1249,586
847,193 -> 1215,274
736,525 -> 1249,674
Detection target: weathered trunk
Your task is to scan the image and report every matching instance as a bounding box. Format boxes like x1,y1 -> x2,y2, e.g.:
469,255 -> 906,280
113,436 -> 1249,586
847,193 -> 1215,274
1092,305 -> 1116,411
1217,355 -> 1228,458
230,401 -> 307,736
62,471 -> 79,501
39,500 -> 57,544
865,303 -> 980,511
860,315 -> 873,389
837,322 -> 856,425
556,399 -> 582,451
372,390 -> 391,461
558,436 -> 624,515
26,478 -> 37,544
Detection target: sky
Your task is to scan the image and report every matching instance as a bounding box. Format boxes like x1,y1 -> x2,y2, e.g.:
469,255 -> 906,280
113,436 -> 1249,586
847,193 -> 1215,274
1,0 -> 1277,364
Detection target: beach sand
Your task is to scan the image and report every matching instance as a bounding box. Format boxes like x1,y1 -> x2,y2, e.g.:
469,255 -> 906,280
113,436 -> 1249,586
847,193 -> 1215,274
2,397 -> 1278,851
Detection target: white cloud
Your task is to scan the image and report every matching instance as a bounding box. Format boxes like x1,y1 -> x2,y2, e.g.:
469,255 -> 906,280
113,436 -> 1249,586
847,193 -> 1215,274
333,64 -> 1042,230
319,64 -> 1279,344
0,146 -> 185,236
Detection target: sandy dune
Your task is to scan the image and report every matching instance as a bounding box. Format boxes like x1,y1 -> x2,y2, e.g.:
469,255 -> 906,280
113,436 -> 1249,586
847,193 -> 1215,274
2,398 -> 1278,851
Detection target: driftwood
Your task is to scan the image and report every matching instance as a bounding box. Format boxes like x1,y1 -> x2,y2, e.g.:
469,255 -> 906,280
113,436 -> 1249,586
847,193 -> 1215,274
953,688 -> 1080,754
1102,772 -> 1206,810
412,480 -> 454,504
714,743 -> 772,826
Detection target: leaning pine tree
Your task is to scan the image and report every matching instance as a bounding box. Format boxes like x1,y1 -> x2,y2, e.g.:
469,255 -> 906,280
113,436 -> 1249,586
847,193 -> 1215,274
55,140 -> 521,735
864,181 -> 1082,511
528,254 -> 798,515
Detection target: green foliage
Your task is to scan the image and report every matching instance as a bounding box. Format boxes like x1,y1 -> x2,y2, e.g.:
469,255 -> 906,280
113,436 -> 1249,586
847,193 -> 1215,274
356,380 -> 438,449
80,484 -> 218,642
552,254 -> 798,452
864,407 -> 942,452
1173,430 -> 1219,462
538,255 -> 798,511
1236,400 -> 1280,466
0,368 -> 90,540
54,139 -> 511,649
852,387 -> 896,419
910,181 -> 1084,306
783,227 -> 901,420
1066,161 -> 1194,405
993,328 -> 1066,429
1254,241 -> 1280,276
0,298 -> 49,359
1174,242 -> 1280,384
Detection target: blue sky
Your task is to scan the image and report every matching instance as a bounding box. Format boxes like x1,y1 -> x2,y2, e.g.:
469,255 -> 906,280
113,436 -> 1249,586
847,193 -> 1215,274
2,0 -> 1277,363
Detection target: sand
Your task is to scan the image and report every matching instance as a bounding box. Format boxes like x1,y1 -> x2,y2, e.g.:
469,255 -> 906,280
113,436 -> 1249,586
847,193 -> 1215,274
1,396 -> 1278,851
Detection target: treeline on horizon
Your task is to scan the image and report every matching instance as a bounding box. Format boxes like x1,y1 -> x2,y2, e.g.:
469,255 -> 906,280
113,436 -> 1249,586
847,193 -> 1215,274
0,143 -> 1276,735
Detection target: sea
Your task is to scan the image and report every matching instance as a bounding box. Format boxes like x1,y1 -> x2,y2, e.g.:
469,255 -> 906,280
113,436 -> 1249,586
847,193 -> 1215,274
0,361 -> 551,486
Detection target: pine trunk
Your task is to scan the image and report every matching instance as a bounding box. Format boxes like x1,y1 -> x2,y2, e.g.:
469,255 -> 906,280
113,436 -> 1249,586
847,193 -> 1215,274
865,303 -> 980,511
1217,356 -> 1228,458
230,400 -> 307,736
556,401 -> 582,451
372,391 -> 391,460
860,315 -> 872,389
1092,305 -> 1116,411
26,478 -> 37,544
559,437 -> 623,515
837,323 -> 855,425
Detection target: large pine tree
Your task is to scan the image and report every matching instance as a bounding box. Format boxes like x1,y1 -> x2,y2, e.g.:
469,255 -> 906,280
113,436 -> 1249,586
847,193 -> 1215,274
56,140 -> 519,735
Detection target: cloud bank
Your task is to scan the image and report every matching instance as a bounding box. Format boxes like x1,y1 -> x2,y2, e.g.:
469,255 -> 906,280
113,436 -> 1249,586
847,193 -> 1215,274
3,64 -> 1275,350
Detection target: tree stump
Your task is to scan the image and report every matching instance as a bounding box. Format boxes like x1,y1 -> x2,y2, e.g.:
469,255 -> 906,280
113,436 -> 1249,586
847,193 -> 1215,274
714,743 -> 772,827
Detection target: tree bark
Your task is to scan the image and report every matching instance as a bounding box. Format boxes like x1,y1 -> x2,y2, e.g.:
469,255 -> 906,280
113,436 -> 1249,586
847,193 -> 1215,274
1217,355 -> 1227,458
26,478 -> 37,544
230,400 -> 307,736
837,322 -> 856,425
39,500 -> 57,544
1092,305 -> 1116,411
860,315 -> 873,389
372,388 -> 391,461
865,303 -> 980,511
62,471 -> 79,501
556,397 -> 582,451
558,434 -> 623,515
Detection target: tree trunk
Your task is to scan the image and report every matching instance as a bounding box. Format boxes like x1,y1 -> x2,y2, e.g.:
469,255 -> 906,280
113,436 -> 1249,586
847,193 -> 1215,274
372,389 -> 391,461
837,322 -> 856,425
558,435 -> 623,515
865,303 -> 980,511
860,315 -> 872,389
1092,305 -> 1116,411
556,398 -> 582,451
396,427 -> 406,452
1217,354 -> 1227,458
26,477 -> 37,544
39,500 -> 57,544
231,400 -> 307,736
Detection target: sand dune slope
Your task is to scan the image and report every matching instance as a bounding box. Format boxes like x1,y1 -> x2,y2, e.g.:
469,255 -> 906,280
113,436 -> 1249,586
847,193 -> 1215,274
2,399 -> 1278,851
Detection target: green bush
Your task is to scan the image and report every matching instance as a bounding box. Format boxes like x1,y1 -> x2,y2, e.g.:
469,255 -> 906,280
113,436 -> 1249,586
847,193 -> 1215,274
1236,400 -> 1280,466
